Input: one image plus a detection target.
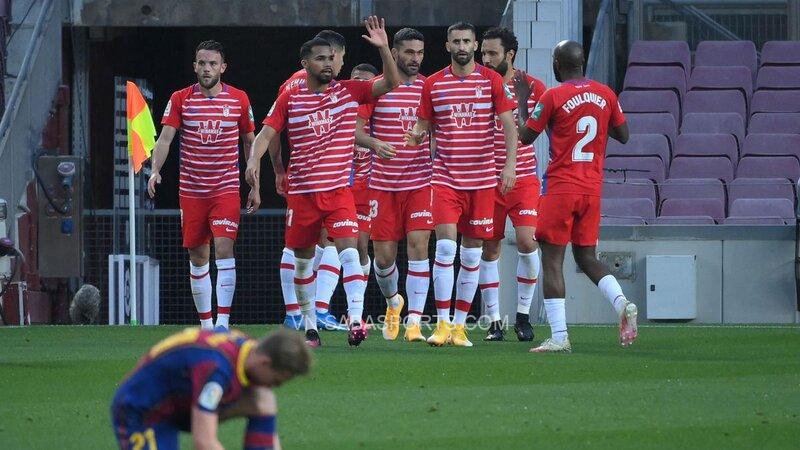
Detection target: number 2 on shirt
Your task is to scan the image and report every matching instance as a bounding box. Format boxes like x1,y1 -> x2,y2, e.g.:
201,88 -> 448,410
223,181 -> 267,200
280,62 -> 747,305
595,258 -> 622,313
572,116 -> 597,162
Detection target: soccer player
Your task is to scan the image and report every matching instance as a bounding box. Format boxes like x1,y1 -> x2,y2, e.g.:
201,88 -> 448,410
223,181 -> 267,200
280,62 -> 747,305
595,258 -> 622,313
355,28 -> 432,342
111,328 -> 310,450
148,40 -> 256,331
405,22 -> 518,347
479,27 -> 546,342
516,40 -> 638,353
247,16 -> 401,347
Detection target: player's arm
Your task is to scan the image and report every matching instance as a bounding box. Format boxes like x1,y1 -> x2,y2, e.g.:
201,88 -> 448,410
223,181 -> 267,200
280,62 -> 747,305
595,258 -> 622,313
266,136 -> 287,197
147,125 -> 177,198
247,125 -> 279,189
362,16 -> 401,98
607,96 -> 629,144
404,119 -> 430,147
191,407 -> 224,450
498,110 -> 518,194
608,122 -> 629,144
356,116 -> 396,159
511,71 -> 540,145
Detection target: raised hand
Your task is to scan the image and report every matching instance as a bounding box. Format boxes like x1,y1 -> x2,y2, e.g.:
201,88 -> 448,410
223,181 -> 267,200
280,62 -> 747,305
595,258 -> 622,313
362,15 -> 389,48
512,70 -> 531,100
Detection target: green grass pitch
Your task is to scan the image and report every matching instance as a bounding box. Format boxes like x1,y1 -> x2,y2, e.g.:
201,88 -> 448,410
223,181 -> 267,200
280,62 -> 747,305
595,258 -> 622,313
1,325 -> 798,449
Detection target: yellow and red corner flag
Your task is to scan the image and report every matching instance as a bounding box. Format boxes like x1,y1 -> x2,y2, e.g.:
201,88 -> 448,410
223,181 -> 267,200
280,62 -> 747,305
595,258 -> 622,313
126,81 -> 156,174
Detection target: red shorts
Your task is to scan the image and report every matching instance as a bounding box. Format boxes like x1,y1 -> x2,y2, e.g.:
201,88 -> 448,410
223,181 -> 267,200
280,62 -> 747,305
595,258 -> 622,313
179,193 -> 240,249
491,177 -> 541,241
370,186 -> 434,241
432,185 -> 495,240
536,193 -> 601,246
351,179 -> 372,233
285,187 -> 359,249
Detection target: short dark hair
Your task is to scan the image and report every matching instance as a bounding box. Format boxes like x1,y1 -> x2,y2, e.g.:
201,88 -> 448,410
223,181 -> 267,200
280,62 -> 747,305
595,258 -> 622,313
315,29 -> 346,50
256,329 -> 312,376
352,63 -> 379,77
195,40 -> 225,62
393,27 -> 425,48
482,27 -> 519,62
300,37 -> 332,60
447,21 -> 476,38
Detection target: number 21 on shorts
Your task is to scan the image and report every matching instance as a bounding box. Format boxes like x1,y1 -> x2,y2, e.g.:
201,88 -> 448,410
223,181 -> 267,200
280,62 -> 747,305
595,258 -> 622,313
572,116 -> 597,162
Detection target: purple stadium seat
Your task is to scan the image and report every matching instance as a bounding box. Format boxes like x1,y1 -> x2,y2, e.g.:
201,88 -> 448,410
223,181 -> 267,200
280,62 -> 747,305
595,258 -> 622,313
748,113 -> 800,135
726,198 -> 796,224
601,198 -> 656,223
727,178 -> 796,210
628,40 -> 691,80
741,134 -> 800,160
695,40 -> 758,83
606,134 -> 670,163
601,216 -> 647,225
674,134 -> 739,167
653,216 -> 716,225
602,180 -> 657,205
626,113 -> 678,150
670,156 -> 735,183
750,91 -> 800,115
689,66 -> 752,101
659,178 -> 725,207
761,41 -> 800,67
683,90 -> 747,125
681,113 -> 745,151
623,66 -> 686,101
756,67 -> 800,90
660,198 -> 725,222
605,156 -> 667,183
724,217 -> 788,225
737,156 -> 800,182
619,90 -> 681,126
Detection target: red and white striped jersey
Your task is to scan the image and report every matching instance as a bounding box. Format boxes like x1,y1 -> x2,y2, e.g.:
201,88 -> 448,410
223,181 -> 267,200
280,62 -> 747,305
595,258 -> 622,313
162,83 -> 255,198
359,76 -> 431,191
263,79 -> 374,194
493,73 -> 546,180
353,106 -> 372,183
419,64 -> 515,190
279,69 -> 307,94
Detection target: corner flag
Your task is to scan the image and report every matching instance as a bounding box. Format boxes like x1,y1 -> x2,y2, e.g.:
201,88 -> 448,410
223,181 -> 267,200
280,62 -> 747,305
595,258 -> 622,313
126,81 -> 156,174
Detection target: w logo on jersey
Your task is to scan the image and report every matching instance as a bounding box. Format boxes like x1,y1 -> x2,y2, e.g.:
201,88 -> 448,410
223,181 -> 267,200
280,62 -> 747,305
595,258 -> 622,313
307,109 -> 333,137
398,107 -> 417,132
451,103 -> 476,128
197,120 -> 223,144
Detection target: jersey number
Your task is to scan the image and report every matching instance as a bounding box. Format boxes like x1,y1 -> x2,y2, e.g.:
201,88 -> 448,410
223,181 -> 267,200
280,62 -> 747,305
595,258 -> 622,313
572,116 -> 598,162
369,200 -> 378,219
286,209 -> 294,227
129,428 -> 157,450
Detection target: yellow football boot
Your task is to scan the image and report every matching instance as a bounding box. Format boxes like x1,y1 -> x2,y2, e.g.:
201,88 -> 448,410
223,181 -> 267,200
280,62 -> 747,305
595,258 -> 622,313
381,294 -> 405,341
426,321 -> 452,347
403,323 -> 427,342
450,324 -> 473,347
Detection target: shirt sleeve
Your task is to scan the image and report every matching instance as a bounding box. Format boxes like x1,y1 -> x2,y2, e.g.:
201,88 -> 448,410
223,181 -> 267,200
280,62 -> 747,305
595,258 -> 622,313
525,89 -> 554,134
191,363 -> 232,414
262,91 -> 290,133
491,72 -> 516,115
417,77 -> 434,122
239,93 -> 256,134
358,103 -> 374,121
609,91 -> 626,127
342,79 -> 375,105
161,91 -> 183,128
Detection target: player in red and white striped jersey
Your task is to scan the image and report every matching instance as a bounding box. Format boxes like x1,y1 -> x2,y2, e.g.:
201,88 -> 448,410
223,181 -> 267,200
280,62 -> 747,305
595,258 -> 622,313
479,27 -> 547,343
247,17 -> 401,348
148,40 -> 256,331
405,22 -> 518,347
355,28 -> 432,343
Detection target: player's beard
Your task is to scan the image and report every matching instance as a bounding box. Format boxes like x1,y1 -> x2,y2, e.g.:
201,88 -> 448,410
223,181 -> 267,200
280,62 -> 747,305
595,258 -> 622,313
489,60 -> 509,77
198,74 -> 220,90
313,70 -> 333,84
398,60 -> 419,77
452,50 -> 473,67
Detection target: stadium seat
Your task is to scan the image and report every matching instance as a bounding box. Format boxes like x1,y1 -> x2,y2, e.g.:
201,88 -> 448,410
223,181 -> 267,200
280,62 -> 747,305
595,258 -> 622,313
689,66 -> 752,103
619,90 -> 680,126
627,40 -> 691,80
602,180 -> 657,205
606,133 -> 670,163
748,113 -> 800,135
750,90 -> 800,115
681,113 -> 745,152
674,134 -> 739,168
683,90 -> 747,125
695,40 -> 758,83
601,198 -> 656,224
626,113 -> 678,151
727,178 -> 796,211
670,156 -> 735,183
741,134 -> 800,161
601,216 -> 647,225
760,41 -> 800,67
737,156 -> 800,182
653,216 -> 717,225
605,156 -> 667,184
756,67 -> 800,90
726,198 -> 796,225
623,66 -> 686,102
659,178 -> 726,209
724,216 -> 789,225
660,198 -> 725,222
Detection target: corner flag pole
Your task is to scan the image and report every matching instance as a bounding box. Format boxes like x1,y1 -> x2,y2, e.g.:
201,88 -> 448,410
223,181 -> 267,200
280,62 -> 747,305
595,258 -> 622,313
128,153 -> 138,326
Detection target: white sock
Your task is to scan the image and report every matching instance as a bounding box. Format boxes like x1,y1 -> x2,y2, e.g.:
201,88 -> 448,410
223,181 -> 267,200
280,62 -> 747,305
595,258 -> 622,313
340,248 -> 366,324
293,257 -> 317,331
214,258 -> 235,328
453,246 -> 482,326
279,248 -> 300,317
479,259 -> 500,322
406,259 -> 430,325
374,260 -> 400,303
190,262 -> 213,330
314,245 -> 341,314
362,255 -> 371,277
544,298 -> 568,341
598,274 -> 627,315
433,239 -> 457,324
313,245 -> 325,271
516,250 -> 540,315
